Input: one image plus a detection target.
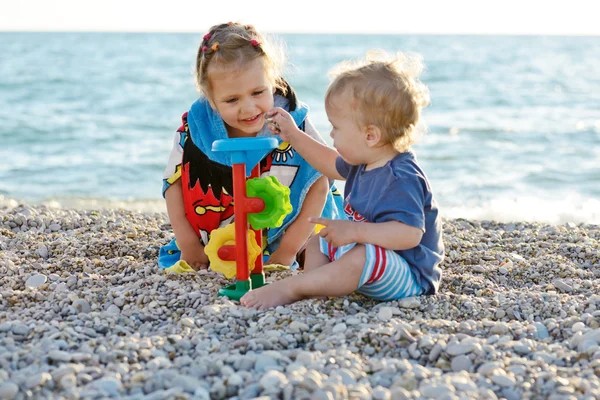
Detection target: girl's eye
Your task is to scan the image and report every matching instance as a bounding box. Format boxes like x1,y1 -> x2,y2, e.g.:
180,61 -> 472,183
226,98 -> 238,103
252,90 -> 265,96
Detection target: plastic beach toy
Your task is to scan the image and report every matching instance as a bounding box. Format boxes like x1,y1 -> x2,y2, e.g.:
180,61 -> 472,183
204,223 -> 262,279
246,176 -> 292,230
204,137 -> 293,300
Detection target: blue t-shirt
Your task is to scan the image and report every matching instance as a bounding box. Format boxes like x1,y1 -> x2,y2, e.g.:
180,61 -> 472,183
336,151 -> 444,294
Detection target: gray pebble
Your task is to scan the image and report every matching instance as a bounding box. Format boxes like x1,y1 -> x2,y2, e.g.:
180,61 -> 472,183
0,382 -> 19,400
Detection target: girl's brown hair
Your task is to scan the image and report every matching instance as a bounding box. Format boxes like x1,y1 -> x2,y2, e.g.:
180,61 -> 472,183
195,22 -> 287,102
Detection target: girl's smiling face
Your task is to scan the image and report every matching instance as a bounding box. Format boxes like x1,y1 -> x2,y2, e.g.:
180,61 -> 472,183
208,58 -> 275,138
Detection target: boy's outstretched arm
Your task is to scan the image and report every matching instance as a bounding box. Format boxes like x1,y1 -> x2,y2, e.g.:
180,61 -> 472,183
165,180 -> 209,270
310,217 -> 423,251
266,108 -> 344,181
266,176 -> 329,266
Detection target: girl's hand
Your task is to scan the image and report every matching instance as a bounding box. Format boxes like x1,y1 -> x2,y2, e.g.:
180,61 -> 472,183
264,247 -> 297,268
180,243 -> 209,271
309,217 -> 359,248
265,108 -> 303,143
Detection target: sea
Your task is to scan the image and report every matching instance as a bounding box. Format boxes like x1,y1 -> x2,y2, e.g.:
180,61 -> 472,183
1,33 -> 599,224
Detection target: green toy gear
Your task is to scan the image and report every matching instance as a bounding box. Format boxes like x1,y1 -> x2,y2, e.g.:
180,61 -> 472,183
246,176 -> 293,230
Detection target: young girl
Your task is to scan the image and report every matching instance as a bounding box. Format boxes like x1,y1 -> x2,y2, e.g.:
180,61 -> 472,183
242,50 -> 445,309
159,22 -> 343,272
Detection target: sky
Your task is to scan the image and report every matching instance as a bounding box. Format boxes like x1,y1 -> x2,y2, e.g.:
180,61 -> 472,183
1,0 -> 599,35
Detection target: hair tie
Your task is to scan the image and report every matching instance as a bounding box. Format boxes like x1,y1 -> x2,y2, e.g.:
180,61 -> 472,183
227,21 -> 233,26
250,39 -> 259,47
211,42 -> 219,52
201,46 -> 208,53
203,33 -> 211,41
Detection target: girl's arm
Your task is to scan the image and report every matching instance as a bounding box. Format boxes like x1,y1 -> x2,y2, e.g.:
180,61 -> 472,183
266,176 -> 329,266
267,108 -> 344,181
165,180 -> 209,270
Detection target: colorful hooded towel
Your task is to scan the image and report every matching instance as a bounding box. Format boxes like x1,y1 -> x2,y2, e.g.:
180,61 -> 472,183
159,95 -> 343,270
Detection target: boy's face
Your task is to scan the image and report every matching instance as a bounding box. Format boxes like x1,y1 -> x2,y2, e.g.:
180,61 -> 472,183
326,94 -> 367,165
208,58 -> 274,138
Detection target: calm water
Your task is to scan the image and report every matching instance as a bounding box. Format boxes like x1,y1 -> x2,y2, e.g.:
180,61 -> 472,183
1,33 -> 599,223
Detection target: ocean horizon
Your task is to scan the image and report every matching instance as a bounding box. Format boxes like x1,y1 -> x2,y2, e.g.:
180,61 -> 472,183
1,32 -> 599,224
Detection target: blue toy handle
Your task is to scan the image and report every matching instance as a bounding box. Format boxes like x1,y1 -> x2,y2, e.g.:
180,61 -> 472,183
212,137 -> 279,175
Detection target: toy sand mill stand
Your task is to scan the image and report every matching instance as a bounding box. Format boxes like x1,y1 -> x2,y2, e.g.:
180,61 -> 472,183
203,137 -> 292,301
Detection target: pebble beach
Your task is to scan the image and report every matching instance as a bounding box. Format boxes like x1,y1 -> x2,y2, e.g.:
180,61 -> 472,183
1,202 -> 599,400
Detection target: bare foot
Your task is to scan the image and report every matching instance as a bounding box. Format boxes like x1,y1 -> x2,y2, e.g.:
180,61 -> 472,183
240,281 -> 300,309
190,263 -> 208,272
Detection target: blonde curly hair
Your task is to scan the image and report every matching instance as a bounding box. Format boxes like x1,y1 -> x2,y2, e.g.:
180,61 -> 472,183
325,50 -> 430,152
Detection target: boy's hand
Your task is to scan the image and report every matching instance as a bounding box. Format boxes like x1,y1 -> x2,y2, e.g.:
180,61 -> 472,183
180,242 -> 209,271
265,108 -> 303,143
309,217 -> 359,248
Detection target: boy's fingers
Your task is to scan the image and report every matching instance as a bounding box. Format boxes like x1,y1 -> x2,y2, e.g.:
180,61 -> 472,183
308,217 -> 330,225
264,108 -> 279,118
265,107 -> 285,118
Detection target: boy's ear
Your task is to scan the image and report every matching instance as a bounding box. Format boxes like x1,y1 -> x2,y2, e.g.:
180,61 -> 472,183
365,125 -> 384,147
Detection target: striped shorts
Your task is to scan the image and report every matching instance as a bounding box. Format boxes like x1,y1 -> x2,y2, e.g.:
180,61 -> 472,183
319,238 -> 424,301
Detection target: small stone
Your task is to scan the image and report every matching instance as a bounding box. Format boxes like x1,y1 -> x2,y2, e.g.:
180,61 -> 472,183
552,279 -> 572,293
25,372 -> 52,389
420,383 -> 455,398
113,297 -> 125,307
255,355 -> 278,372
58,374 -> 76,390
12,324 -> 30,336
55,283 -> 68,292
311,389 -> 335,400
180,317 -> 195,328
227,373 -> 243,387
37,244 -> 49,259
446,342 -> 474,356
514,344 -> 531,355
73,299 -> 91,313
48,350 -> 72,362
0,322 -> 12,332
491,374 -> 516,387
296,351 -> 314,366
378,307 -> 393,321
91,377 -> 122,397
332,323 -> 347,334
0,382 -> 19,400
473,265 -> 486,273
194,386 -> 211,400
49,223 -> 61,231
106,304 -> 120,315
372,386 -> 391,400
398,297 -> 421,309
26,274 -> 47,288
477,362 -> 502,376
533,323 -> 550,339
451,355 -> 472,372
289,321 -> 310,332
259,370 -> 288,391
572,322 -> 585,333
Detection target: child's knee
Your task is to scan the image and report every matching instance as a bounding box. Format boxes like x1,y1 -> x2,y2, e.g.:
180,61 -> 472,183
343,244 -> 367,269
307,234 -> 320,247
